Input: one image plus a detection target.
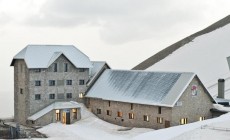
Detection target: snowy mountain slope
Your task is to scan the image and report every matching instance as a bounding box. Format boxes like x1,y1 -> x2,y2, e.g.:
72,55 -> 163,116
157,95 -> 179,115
133,16 -> 230,97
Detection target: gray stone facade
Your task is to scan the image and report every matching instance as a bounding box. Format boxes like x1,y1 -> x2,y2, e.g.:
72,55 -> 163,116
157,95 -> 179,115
86,76 -> 214,129
14,55 -> 89,125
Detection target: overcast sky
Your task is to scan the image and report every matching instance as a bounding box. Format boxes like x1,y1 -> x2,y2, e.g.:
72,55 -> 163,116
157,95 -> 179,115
1,0 -> 230,117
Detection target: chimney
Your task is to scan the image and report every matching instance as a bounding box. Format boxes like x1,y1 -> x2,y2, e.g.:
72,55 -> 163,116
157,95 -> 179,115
217,79 -> 225,98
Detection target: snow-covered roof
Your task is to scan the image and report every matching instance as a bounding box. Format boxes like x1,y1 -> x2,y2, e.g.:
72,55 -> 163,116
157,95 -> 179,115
11,45 -> 93,68
86,69 -> 197,107
91,61 -> 108,77
28,101 -> 81,121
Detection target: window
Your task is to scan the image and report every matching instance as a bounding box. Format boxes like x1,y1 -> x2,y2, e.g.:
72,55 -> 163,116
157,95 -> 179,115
158,107 -> 161,114
79,68 -> 85,72
66,80 -> 72,85
97,109 -> 101,114
49,80 -> 55,86
180,118 -> 188,125
79,80 -> 85,85
66,93 -> 72,99
49,94 -> 55,99
54,63 -> 57,72
199,117 -> 205,121
107,110 -> 112,116
35,80 -> 41,86
79,93 -> 84,98
20,88 -> 23,94
143,115 -> 149,122
109,101 -> 111,107
117,111 -> 122,117
72,109 -> 77,119
131,103 -> 133,110
129,113 -> 134,119
34,69 -> 41,72
56,110 -> 60,121
64,63 -> 68,72
157,117 -> 163,124
35,94 -> 41,100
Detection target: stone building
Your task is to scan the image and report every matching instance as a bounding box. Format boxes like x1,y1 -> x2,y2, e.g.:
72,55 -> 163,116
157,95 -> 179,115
10,45 -> 109,126
85,69 -> 216,129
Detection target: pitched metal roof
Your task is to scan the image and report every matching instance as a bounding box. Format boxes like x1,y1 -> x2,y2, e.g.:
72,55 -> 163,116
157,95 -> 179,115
10,45 -> 93,68
86,69 -> 196,107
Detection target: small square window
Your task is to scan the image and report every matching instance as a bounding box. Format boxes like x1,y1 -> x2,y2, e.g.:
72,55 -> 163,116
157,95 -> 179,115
49,80 -> 55,86
180,118 -> 188,125
49,94 -> 55,99
79,93 -> 84,98
66,80 -> 72,85
79,80 -> 85,85
117,111 -> 122,117
35,80 -> 41,86
199,117 -> 205,121
144,115 -> 149,122
129,113 -> 134,119
107,110 -> 112,116
35,94 -> 41,100
97,109 -> 101,114
157,117 -> 163,124
66,93 -> 72,99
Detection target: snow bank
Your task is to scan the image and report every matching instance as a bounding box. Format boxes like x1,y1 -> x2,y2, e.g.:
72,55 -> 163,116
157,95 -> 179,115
37,104 -> 152,140
132,112 -> 230,140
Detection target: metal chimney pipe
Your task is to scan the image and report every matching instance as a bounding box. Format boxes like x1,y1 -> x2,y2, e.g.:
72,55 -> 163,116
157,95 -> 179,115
218,79 -> 225,99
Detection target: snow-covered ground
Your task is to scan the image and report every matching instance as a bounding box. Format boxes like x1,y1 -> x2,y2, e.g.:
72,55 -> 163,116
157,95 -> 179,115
37,104 -> 152,140
146,24 -> 230,98
32,104 -> 230,140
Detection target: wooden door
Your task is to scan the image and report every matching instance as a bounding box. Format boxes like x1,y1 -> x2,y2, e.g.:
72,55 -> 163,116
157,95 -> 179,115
165,120 -> 170,128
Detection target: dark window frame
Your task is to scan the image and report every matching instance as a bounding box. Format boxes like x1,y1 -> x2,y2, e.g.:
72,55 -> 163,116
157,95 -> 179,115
64,63 -> 68,72
158,107 -> 162,114
143,115 -> 149,122
49,80 -> 56,86
49,94 -> 55,99
54,63 -> 57,72
97,109 -> 102,114
66,93 -> 72,99
35,94 -> 41,100
66,80 -> 72,85
35,80 -> 41,86
129,113 -> 134,119
79,80 -> 85,85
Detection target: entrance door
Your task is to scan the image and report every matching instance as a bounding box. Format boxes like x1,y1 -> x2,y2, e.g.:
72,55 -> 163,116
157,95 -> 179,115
62,110 -> 71,124
165,120 -> 170,128
66,112 -> 70,124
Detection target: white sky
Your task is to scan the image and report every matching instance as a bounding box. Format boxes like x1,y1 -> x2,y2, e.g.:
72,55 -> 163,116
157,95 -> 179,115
0,0 -> 230,117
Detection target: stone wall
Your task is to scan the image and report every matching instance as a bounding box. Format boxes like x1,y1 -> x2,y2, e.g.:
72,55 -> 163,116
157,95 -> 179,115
87,98 -> 172,129
14,60 -> 30,125
28,55 -> 89,116
171,76 -> 213,126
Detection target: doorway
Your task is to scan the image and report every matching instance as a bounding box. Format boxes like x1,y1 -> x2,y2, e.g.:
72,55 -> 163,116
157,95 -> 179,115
62,110 -> 70,124
165,120 -> 170,128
